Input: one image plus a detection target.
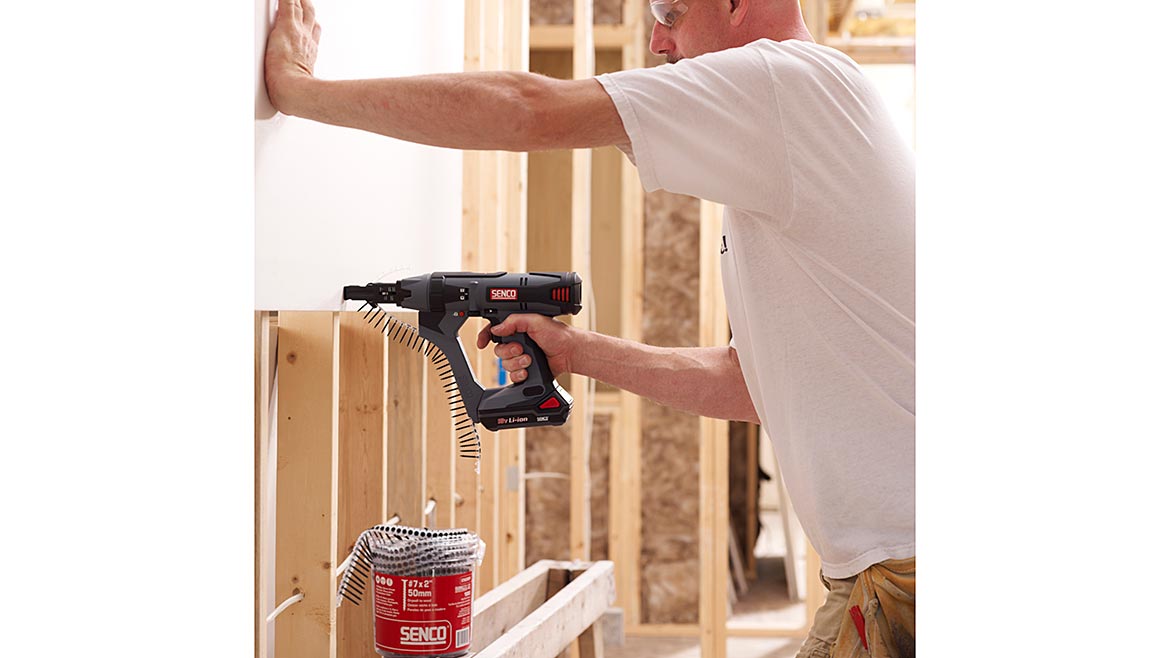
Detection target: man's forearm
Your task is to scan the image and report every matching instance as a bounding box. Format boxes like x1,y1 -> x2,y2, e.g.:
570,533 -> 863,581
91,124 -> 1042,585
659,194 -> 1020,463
572,330 -> 761,424
274,72 -> 624,152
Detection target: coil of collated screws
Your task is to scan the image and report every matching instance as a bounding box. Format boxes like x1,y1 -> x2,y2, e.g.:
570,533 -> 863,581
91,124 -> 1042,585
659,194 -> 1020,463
338,524 -> 485,658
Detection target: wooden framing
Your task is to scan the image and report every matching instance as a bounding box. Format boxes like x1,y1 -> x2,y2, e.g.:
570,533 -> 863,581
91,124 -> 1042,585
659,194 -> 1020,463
613,0 -> 646,630
809,0 -> 916,63
459,0 -> 485,573
531,24 -> 631,49
498,0 -> 530,585
568,0 -> 595,564
254,312 -> 277,658
256,1 -> 899,655
387,312 -> 426,526
425,350 -> 456,528
471,561 -> 616,658
274,312 -> 339,658
698,201 -> 730,658
336,312 -> 387,657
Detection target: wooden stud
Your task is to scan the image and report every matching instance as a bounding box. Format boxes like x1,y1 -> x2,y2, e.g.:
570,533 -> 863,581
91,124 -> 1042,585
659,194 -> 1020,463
474,562 -> 616,658
823,36 -> 915,64
800,0 -> 829,43
546,567 -> 573,658
577,622 -> 606,658
255,311 -> 277,658
698,200 -> 730,658
615,0 -> 646,630
275,312 -> 339,658
530,24 -> 632,50
336,312 -> 387,657
569,0 -> 595,565
386,312 -> 426,527
425,350 -> 456,528
460,0 -> 484,593
470,560 -> 556,652
498,0 -> 529,583
831,0 -> 858,34
475,0 -> 504,592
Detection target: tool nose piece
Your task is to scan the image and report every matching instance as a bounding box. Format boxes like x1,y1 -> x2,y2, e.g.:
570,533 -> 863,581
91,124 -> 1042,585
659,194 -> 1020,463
343,283 -> 400,304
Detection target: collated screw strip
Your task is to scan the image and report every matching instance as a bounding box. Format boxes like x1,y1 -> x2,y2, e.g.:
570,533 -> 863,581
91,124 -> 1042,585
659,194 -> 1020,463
356,303 -> 481,462
337,524 -> 485,606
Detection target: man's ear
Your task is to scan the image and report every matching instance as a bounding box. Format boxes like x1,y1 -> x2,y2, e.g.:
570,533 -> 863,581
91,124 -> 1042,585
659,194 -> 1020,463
729,0 -> 749,27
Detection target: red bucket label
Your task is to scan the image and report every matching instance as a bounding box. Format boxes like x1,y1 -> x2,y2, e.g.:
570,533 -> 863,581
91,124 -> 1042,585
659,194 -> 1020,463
373,571 -> 473,655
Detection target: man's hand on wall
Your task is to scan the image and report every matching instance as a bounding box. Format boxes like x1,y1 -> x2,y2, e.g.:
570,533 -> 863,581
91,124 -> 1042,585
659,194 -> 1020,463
265,0 -> 322,114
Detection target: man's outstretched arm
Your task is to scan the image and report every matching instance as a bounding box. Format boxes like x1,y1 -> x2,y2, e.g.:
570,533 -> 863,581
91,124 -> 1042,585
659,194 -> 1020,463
478,315 -> 762,425
265,0 -> 628,152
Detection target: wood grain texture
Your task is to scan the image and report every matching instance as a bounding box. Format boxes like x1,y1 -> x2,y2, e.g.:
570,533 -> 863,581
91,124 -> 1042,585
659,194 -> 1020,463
275,312 -> 338,658
500,0 -> 531,583
615,0 -> 646,626
699,199 -> 730,658
387,312 -> 425,527
337,312 -> 387,658
570,0 -> 595,564
425,350 -> 456,529
474,562 -> 616,658
470,560 -> 556,652
255,312 -> 277,658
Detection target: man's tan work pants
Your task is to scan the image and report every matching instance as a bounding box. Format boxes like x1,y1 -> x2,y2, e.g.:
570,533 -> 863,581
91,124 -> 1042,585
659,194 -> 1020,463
794,557 -> 915,658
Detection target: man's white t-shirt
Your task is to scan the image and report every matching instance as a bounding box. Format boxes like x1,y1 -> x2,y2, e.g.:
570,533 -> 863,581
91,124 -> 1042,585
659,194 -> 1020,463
598,38 -> 915,578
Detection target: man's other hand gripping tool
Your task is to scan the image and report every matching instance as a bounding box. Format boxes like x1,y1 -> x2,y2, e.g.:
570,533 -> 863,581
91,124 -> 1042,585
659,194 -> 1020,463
344,271 -> 582,431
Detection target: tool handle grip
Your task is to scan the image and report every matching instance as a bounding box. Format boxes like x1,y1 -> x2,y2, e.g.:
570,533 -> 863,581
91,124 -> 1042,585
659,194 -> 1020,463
492,322 -> 558,391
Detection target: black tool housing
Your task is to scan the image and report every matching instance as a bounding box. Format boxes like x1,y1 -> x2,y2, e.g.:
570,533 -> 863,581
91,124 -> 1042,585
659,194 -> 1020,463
345,271 -> 582,431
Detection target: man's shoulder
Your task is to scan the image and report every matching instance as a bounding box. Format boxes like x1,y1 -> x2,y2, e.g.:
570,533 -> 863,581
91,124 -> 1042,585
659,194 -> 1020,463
742,38 -> 861,76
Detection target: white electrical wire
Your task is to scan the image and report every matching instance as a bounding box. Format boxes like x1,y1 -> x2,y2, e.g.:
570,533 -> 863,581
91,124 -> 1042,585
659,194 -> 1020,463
266,592 -> 304,623
334,553 -> 353,578
525,471 -> 570,480
424,498 -> 437,528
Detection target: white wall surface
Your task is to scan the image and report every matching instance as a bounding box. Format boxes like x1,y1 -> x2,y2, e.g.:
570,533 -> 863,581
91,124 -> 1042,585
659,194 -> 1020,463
255,0 -> 464,310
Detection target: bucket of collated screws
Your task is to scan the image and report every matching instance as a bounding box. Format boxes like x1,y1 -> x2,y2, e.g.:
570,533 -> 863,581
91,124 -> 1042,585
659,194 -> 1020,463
337,524 -> 485,658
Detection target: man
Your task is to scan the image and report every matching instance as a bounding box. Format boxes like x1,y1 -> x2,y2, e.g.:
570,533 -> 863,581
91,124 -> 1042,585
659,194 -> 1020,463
266,1 -> 915,655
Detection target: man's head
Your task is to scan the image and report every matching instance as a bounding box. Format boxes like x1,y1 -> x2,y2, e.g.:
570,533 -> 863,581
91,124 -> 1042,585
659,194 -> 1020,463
648,0 -> 813,63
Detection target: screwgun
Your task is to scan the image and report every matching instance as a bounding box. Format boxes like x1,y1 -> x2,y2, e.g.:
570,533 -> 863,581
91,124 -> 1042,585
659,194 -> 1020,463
344,271 -> 582,431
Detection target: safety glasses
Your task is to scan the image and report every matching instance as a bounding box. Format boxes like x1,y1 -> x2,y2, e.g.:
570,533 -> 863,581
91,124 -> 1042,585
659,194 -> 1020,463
649,0 -> 689,28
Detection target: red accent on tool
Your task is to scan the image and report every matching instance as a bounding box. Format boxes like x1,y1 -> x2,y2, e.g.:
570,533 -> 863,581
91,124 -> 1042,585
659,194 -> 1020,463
539,396 -> 561,409
849,605 -> 869,651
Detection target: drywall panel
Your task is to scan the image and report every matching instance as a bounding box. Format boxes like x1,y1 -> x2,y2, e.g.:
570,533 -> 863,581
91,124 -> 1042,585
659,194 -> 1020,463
255,0 -> 464,310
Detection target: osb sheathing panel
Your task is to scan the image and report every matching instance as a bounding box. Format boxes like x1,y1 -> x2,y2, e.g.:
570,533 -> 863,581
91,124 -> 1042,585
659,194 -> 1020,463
524,414 -> 612,565
640,190 -> 702,623
531,0 -> 623,25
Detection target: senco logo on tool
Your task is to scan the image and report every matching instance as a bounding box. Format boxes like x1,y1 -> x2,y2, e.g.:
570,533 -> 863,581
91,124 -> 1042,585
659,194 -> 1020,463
489,288 -> 518,301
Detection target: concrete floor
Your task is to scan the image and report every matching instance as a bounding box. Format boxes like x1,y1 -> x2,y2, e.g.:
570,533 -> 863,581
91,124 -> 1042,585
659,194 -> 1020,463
606,557 -> 811,658
607,635 -> 803,658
